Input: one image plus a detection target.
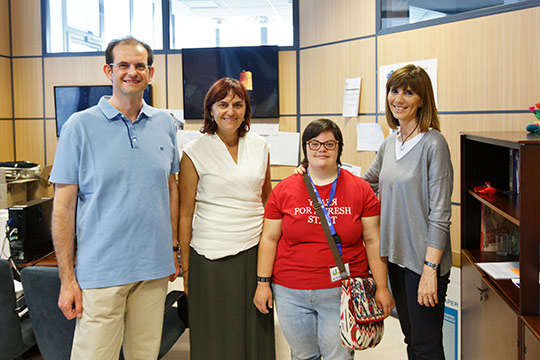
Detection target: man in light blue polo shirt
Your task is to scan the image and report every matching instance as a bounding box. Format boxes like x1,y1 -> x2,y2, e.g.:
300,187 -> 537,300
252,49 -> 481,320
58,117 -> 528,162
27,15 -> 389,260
50,36 -> 180,360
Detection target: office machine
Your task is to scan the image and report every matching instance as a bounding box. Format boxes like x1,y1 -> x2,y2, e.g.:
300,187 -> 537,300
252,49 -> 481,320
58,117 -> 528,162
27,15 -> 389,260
7,198 -> 54,263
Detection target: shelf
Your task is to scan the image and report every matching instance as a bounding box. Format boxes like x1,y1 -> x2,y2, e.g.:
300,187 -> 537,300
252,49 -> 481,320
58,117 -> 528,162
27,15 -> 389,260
468,190 -> 519,226
461,132 -> 540,358
463,131 -> 540,147
523,315 -> 540,342
464,249 -> 520,312
465,248 -> 519,263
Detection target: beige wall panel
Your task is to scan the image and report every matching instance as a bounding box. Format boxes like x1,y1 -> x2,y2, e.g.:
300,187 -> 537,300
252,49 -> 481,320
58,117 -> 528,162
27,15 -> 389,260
14,120 -> 44,164
11,0 -> 41,56
377,7 -> 540,111
300,0 -> 375,48
0,120 -> 14,161
167,54 -> 183,109
44,56 -> 111,118
44,55 -> 167,116
184,120 -> 202,131
277,116 -> 297,132
279,51 -> 296,115
45,119 -> 58,166
0,0 -> 10,56
271,166 -> 296,181
13,57 -> 43,118
451,204 -> 461,267
300,38 -> 376,115
150,54 -> 167,109
0,57 -> 12,118
439,114 -> 533,205
300,116 -> 377,173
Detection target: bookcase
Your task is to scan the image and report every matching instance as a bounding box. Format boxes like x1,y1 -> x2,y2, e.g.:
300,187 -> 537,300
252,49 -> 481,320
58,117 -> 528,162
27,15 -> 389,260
461,132 -> 540,359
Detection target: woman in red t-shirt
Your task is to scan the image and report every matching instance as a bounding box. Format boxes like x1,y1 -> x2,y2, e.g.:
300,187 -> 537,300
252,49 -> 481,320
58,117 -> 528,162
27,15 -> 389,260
253,119 -> 394,360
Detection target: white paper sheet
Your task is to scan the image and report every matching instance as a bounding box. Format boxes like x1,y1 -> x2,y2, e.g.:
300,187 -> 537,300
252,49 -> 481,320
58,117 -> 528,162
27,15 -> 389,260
261,132 -> 300,166
342,78 -> 362,117
476,261 -> 520,279
250,123 -> 279,136
341,163 -> 362,177
176,130 -> 202,156
356,123 -> 385,151
167,109 -> 185,130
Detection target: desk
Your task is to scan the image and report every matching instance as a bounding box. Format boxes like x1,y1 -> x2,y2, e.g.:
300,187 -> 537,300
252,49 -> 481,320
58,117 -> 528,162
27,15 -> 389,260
16,252 -> 60,268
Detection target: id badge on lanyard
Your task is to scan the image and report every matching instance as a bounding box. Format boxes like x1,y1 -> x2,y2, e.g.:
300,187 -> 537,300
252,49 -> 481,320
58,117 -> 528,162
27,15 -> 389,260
330,263 -> 350,282
307,168 -> 347,283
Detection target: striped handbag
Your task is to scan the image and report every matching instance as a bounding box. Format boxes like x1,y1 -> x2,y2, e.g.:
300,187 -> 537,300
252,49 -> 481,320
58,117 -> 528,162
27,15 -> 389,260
340,276 -> 385,350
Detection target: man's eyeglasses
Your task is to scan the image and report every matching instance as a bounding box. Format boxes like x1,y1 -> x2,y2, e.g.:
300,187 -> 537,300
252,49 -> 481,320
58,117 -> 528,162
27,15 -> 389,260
108,62 -> 149,72
306,140 -> 339,151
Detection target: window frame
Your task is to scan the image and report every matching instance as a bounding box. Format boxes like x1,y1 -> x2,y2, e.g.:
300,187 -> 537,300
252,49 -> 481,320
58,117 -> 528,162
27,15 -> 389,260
41,0 -> 299,57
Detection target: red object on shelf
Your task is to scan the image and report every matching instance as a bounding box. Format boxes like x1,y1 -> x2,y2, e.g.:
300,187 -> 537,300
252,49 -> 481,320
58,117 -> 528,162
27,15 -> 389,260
473,182 -> 498,195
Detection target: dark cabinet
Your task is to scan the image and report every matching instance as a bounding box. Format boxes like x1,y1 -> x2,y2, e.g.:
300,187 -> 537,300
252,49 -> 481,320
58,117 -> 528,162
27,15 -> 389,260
460,132 -> 540,359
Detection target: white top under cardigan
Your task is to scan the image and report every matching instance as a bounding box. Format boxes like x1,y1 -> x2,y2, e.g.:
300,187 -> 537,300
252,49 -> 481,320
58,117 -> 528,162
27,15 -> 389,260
183,132 -> 270,260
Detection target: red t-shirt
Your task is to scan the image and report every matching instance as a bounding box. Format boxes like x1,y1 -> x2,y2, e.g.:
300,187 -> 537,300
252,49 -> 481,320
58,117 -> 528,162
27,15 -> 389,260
265,169 -> 381,289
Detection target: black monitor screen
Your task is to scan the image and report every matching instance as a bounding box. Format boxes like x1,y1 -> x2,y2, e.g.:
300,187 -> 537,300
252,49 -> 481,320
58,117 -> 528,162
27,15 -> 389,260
182,46 -> 279,120
54,85 -> 152,137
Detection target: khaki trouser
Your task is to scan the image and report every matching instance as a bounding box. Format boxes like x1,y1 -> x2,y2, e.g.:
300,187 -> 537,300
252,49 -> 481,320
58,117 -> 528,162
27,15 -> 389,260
71,277 -> 168,360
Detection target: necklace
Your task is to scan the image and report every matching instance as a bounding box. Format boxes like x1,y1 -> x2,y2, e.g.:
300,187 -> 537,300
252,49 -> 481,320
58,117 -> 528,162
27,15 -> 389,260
400,122 -> 419,150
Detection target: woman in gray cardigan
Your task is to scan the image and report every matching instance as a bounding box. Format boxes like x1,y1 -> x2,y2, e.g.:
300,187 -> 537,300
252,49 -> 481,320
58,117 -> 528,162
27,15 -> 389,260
363,64 -> 453,360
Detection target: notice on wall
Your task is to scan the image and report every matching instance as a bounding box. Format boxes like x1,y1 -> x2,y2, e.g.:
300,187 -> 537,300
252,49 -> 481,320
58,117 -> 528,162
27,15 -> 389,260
168,109 -> 185,130
261,132 -> 300,166
341,163 -> 362,177
342,78 -> 362,117
250,123 -> 279,136
176,130 -> 202,158
356,123 -> 384,151
378,58 -> 438,112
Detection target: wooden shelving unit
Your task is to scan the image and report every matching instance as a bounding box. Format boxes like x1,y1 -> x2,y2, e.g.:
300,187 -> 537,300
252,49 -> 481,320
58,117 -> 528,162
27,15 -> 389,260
461,132 -> 540,359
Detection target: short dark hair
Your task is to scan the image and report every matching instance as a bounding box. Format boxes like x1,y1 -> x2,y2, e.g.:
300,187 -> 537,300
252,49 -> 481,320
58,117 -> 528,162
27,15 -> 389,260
201,77 -> 251,137
105,36 -> 154,67
385,64 -> 439,132
301,119 -> 344,166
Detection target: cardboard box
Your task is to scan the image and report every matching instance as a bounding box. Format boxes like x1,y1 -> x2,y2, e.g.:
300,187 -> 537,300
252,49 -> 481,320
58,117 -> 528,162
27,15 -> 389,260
0,166 -> 53,209
443,267 -> 461,360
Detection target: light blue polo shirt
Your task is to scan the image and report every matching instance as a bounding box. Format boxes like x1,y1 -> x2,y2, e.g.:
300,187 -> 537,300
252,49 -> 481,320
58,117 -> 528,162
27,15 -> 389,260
50,96 -> 180,289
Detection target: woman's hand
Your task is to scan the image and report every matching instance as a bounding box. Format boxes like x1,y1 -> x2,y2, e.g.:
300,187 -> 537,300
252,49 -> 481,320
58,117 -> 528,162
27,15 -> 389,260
375,287 -> 395,318
253,283 -> 273,314
182,270 -> 188,296
417,267 -> 438,307
293,164 -> 306,175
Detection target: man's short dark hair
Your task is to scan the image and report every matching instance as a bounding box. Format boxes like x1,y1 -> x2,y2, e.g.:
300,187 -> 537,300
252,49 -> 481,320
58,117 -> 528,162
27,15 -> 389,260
105,36 -> 153,66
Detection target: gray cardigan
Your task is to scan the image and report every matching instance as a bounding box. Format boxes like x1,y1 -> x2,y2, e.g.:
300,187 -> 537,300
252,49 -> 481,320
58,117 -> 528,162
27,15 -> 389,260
363,129 -> 453,276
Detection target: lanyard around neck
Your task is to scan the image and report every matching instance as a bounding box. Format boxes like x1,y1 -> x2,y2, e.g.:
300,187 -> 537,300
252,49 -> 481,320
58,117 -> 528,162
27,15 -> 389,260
306,167 -> 341,254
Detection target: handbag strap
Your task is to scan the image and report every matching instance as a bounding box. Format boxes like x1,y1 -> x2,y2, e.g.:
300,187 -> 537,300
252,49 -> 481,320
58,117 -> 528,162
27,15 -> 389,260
302,172 -> 349,280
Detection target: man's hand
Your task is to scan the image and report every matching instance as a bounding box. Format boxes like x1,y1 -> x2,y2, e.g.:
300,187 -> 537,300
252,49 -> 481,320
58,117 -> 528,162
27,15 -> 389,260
58,279 -> 83,320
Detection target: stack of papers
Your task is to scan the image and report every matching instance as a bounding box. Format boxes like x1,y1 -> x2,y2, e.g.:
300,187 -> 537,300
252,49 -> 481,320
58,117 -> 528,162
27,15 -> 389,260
476,261 -> 520,279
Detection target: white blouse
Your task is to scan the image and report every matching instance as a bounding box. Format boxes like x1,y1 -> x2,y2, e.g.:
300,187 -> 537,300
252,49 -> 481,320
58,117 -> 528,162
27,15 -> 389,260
183,132 -> 269,259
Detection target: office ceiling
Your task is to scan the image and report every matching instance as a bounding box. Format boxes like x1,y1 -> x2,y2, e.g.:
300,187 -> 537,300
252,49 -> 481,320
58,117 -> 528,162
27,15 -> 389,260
174,0 -> 293,19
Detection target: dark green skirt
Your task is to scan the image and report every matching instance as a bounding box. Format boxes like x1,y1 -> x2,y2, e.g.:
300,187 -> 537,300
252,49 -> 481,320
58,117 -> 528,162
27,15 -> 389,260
188,246 -> 276,360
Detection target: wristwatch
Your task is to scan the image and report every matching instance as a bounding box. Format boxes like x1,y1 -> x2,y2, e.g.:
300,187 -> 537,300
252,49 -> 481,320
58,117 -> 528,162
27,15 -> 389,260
424,260 -> 439,269
173,245 -> 179,252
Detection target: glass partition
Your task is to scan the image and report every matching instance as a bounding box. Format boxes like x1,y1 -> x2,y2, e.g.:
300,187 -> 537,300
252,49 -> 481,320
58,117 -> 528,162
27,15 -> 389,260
380,0 -> 527,29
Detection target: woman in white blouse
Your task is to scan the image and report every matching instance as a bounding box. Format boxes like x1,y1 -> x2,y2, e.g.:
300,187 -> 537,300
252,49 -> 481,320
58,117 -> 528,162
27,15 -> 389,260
178,77 -> 275,360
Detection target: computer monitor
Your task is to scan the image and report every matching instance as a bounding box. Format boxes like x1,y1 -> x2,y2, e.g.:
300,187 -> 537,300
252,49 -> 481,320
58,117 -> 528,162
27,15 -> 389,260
54,85 -> 153,137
